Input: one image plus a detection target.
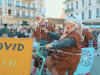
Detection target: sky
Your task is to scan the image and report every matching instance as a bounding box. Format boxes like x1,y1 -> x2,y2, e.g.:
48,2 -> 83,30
45,0 -> 65,18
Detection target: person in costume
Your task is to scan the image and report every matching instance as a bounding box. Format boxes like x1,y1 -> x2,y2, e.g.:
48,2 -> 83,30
92,28 -> 99,50
76,15 -> 93,75
32,5 -> 55,75
42,16 -> 82,75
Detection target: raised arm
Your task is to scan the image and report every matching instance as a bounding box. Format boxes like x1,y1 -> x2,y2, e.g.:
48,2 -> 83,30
51,38 -> 77,49
47,31 -> 60,40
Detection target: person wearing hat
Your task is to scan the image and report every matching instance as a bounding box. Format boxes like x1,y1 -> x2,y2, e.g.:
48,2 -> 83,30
0,24 -> 9,37
32,5 -> 56,75
42,16 -> 82,75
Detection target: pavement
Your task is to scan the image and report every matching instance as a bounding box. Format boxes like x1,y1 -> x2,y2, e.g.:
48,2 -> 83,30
31,50 -> 100,75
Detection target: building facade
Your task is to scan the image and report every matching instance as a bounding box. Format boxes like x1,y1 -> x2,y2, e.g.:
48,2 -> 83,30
0,0 -> 44,29
63,0 -> 100,28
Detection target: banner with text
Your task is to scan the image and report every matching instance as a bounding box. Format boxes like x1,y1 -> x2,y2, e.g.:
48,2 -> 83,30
0,38 -> 33,75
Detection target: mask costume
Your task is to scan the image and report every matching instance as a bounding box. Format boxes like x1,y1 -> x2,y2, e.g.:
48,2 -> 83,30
76,15 -> 94,75
45,16 -> 82,75
32,5 -> 55,74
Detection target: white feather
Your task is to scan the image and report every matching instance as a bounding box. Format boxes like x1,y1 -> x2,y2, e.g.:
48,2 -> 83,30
75,15 -> 82,25
41,5 -> 46,15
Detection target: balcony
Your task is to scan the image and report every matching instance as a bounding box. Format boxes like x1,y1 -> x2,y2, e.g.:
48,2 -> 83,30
8,4 -> 12,7
63,0 -> 70,3
82,18 -> 84,20
33,16 -> 36,19
65,8 -> 74,13
9,24 -> 13,26
88,16 -> 91,19
16,5 -> 21,8
31,8 -> 37,10
27,0 -> 35,1
27,7 -> 31,10
27,16 -> 31,19
88,3 -> 91,6
96,16 -> 99,18
22,6 -> 26,9
22,16 -> 26,18
14,15 -> 21,18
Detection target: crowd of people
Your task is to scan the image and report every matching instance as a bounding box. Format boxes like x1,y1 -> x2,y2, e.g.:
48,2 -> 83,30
0,24 -> 33,38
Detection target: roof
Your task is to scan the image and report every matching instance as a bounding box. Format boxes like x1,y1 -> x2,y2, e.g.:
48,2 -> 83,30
47,18 -> 64,25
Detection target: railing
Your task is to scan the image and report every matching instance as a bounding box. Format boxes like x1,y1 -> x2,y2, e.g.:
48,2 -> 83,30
65,8 -> 74,13
82,18 -> 84,20
22,6 -> 26,9
27,7 -> 31,10
28,0 -> 35,1
14,15 -> 36,19
8,4 -> 12,7
88,16 -> 91,19
88,3 -> 91,6
9,24 -> 13,26
16,5 -> 21,8
63,0 -> 70,3
31,8 -> 37,10
96,16 -> 99,18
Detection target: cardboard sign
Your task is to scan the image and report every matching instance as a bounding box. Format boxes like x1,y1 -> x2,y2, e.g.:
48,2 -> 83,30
74,47 -> 95,75
0,38 -> 33,75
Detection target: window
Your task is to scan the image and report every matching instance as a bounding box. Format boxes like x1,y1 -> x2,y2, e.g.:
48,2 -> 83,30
82,11 -> 84,20
0,8 -> 2,15
17,20 -> 20,26
33,4 -> 35,8
8,9 -> 11,14
8,0 -> 11,6
0,19 -> 2,25
67,4 -> 69,9
82,0 -> 84,7
22,11 -> 25,17
0,0 -> 2,5
16,10 -> 20,17
96,0 -> 100,4
40,4 -> 43,10
16,1 -> 19,6
89,0 -> 91,6
96,8 -> 99,18
38,4 -> 39,10
76,1 -> 78,9
33,12 -> 36,17
22,2 -> 25,8
89,10 -> 92,19
27,3 -> 30,8
71,3 -> 73,8
28,12 -> 31,18
5,0 -> 6,5
28,21 -> 31,26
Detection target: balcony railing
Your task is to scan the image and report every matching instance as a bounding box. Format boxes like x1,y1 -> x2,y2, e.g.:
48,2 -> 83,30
96,16 -> 99,18
27,7 -> 31,10
31,8 -> 37,10
88,16 -> 91,19
63,0 -> 70,3
9,24 -> 13,26
22,6 -> 26,9
14,15 -> 36,19
88,3 -> 91,6
16,5 -> 21,8
28,0 -> 35,1
82,18 -> 84,20
8,4 -> 12,7
65,8 -> 74,13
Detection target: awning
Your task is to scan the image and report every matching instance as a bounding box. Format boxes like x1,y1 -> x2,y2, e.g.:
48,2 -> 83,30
85,25 -> 100,28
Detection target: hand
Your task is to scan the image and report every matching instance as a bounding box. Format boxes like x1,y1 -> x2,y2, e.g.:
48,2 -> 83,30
41,28 -> 49,33
45,44 -> 52,49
